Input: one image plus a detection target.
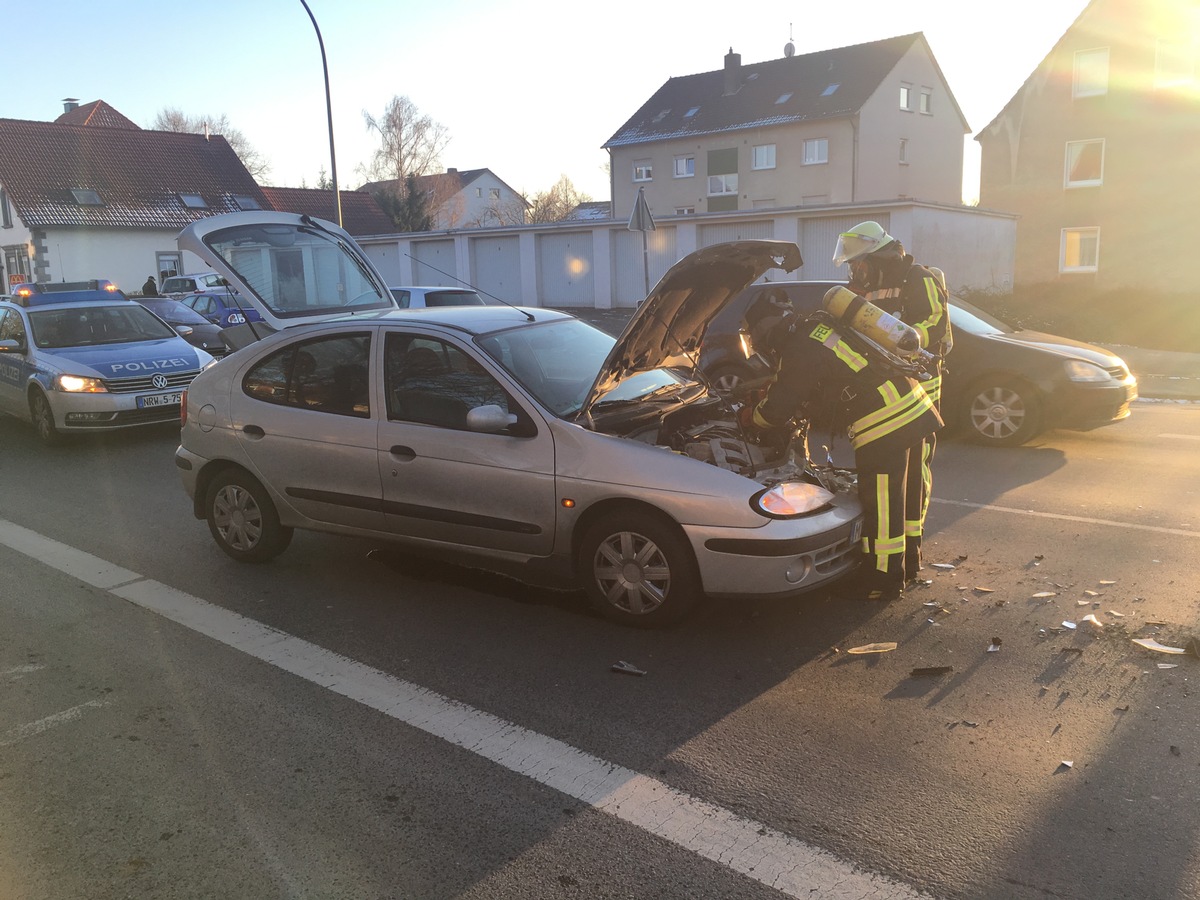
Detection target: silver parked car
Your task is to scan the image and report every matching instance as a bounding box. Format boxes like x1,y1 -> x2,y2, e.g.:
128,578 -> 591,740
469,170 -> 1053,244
173,212 -> 863,626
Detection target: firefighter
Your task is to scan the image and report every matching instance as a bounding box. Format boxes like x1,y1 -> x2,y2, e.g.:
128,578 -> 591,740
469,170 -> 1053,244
834,221 -> 951,580
746,296 -> 942,602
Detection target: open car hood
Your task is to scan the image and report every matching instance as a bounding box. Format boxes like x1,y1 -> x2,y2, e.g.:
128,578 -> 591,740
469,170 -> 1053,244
579,240 -> 803,417
176,212 -> 395,334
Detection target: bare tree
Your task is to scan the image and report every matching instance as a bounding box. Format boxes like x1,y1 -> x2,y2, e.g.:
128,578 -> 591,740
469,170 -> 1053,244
524,175 -> 592,224
360,95 -> 450,184
152,107 -> 271,182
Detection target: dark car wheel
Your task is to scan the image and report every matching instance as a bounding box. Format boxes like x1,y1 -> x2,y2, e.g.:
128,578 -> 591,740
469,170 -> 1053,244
706,363 -> 754,394
205,469 -> 293,562
578,511 -> 701,627
28,389 -> 62,446
964,377 -> 1043,447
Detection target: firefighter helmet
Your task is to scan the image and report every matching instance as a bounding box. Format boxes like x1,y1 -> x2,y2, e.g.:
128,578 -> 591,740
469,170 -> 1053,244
833,221 -> 896,265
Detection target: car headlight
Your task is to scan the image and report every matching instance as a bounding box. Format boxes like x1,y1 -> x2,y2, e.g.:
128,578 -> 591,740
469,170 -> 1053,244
753,481 -> 835,518
56,374 -> 108,393
1064,360 -> 1111,383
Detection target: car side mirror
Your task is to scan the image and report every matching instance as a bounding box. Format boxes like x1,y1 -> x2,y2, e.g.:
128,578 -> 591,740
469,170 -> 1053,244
175,325 -> 194,337
0,338 -> 25,353
466,404 -> 518,434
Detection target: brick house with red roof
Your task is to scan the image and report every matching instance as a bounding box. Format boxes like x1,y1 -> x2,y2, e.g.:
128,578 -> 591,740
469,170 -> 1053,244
0,100 -> 391,294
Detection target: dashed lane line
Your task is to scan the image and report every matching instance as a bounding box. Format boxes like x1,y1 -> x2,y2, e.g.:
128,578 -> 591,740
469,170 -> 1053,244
932,498 -> 1199,538
0,518 -> 929,900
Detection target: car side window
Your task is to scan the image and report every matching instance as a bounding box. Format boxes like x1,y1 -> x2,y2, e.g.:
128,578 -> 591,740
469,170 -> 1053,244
384,332 -> 511,430
0,309 -> 26,346
243,333 -> 371,417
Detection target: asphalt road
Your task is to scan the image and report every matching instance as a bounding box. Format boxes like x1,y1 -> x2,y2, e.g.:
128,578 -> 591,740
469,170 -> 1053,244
1,403 -> 1198,899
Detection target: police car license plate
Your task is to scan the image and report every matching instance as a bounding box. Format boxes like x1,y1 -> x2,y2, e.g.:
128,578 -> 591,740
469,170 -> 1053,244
137,392 -> 182,409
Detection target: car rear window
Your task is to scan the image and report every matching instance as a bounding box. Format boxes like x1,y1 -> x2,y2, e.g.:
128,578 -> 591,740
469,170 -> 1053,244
424,290 -> 486,307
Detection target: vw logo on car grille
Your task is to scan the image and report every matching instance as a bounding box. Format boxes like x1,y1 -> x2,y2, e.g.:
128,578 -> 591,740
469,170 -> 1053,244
151,373 -> 169,390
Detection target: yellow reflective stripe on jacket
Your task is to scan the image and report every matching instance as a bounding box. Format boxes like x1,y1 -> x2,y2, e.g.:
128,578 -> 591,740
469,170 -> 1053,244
851,379 -> 931,436
922,373 -> 942,404
808,324 -> 867,372
849,383 -> 936,449
911,275 -> 946,350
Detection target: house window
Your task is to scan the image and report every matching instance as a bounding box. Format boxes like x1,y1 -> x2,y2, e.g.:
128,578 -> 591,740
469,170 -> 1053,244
899,139 -> 909,163
674,206 -> 695,215
633,160 -> 653,182
71,188 -> 103,206
156,253 -> 182,282
232,194 -> 261,210
1064,140 -> 1104,187
179,193 -> 208,209
803,138 -> 828,165
1074,48 -> 1109,97
920,89 -> 932,114
0,188 -> 11,228
900,84 -> 913,110
489,188 -> 500,200
476,188 -> 483,197
1061,227 -> 1100,272
751,144 -> 776,170
1156,38 -> 1195,87
673,155 -> 695,178
708,174 -> 738,195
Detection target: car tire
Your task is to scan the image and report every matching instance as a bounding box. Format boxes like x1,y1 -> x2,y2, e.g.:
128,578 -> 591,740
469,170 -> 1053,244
205,469 -> 293,563
578,511 -> 701,627
963,377 -> 1042,447
706,364 -> 753,394
28,389 -> 62,446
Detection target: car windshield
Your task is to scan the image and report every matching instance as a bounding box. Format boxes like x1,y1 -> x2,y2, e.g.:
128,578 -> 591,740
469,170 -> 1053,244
477,318 -> 683,417
201,221 -> 391,318
949,298 -> 1013,335
142,300 -> 210,326
30,304 -> 178,348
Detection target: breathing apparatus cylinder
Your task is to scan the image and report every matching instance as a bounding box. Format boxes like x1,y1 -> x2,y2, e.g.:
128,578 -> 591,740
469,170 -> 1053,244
822,286 -> 922,359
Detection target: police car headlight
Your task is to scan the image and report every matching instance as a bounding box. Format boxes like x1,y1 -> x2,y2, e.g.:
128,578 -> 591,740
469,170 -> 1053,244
1064,360 -> 1110,383
57,375 -> 108,393
753,482 -> 835,518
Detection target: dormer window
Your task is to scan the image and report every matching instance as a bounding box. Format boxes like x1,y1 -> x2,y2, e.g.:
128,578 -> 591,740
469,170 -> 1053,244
775,92 -> 793,105
232,194 -> 261,210
179,193 -> 208,209
821,83 -> 840,96
684,106 -> 700,118
70,188 -> 103,206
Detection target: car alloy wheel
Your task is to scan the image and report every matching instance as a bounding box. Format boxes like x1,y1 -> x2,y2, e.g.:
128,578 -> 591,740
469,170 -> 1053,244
579,511 -> 700,627
966,378 -> 1041,447
205,469 -> 293,563
707,364 -> 750,394
29,390 -> 62,446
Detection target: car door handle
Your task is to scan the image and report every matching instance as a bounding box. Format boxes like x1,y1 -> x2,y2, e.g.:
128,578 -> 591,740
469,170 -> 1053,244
389,445 -> 416,461
242,424 -> 265,438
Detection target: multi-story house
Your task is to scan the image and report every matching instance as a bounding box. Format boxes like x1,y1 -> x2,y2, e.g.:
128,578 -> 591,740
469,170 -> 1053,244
603,34 -> 969,221
360,168 -> 528,230
977,0 -> 1199,292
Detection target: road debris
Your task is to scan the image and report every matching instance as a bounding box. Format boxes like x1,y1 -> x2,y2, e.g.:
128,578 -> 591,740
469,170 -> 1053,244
1059,760 -> 1074,770
988,638 -> 1002,652
1062,621 -> 1077,630
1081,614 -> 1104,628
1033,591 -> 1057,599
910,666 -> 954,678
611,660 -> 647,676
932,563 -> 957,570
1083,590 -> 1100,597
1132,638 -> 1187,654
1108,610 -> 1126,618
1158,663 -> 1180,669
974,586 -> 996,593
847,642 -> 898,655
1099,580 -> 1117,585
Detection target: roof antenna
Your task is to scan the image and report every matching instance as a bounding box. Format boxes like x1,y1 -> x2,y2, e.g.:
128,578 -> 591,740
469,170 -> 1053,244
784,23 -> 795,58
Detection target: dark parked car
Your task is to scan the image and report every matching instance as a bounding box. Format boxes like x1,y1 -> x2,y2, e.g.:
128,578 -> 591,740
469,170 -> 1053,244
137,297 -> 228,357
181,292 -> 264,329
701,281 -> 1137,447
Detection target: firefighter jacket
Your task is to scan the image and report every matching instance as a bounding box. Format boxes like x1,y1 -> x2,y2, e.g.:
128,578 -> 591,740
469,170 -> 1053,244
850,254 -> 951,356
752,316 -> 942,459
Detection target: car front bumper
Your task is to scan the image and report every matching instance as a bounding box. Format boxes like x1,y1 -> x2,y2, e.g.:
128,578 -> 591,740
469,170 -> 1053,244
47,388 -> 186,431
1045,377 -> 1138,431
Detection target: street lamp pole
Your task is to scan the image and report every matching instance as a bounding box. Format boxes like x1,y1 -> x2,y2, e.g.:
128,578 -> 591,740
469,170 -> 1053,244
299,0 -> 342,227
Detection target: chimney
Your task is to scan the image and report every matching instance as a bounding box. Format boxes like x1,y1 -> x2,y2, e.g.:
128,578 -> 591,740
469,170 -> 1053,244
446,167 -> 457,174
62,97 -> 79,113
723,48 -> 741,96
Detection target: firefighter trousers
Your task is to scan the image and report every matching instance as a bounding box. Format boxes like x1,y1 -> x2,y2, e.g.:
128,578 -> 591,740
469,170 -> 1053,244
857,436 -> 929,586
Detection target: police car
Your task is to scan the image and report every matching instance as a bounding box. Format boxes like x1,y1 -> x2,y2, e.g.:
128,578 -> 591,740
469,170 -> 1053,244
0,280 -> 215,445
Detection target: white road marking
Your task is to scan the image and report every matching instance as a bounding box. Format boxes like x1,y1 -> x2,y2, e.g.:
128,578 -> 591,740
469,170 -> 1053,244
932,498 -> 1198,538
2,664 -> 46,678
0,697 -> 113,748
1157,433 -> 1200,441
0,518 -> 929,900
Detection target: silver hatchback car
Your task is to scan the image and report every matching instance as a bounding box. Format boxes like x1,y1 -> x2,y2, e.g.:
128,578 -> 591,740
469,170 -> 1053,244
174,212 -> 862,626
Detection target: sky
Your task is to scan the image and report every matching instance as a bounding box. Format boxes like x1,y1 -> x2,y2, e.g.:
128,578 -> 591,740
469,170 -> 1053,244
8,0 -> 1090,205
